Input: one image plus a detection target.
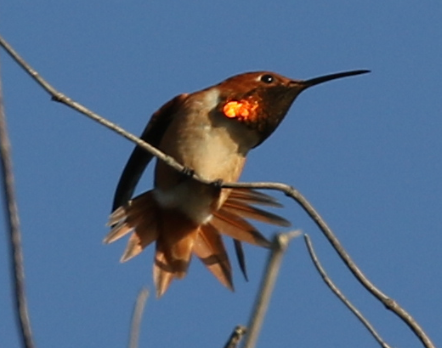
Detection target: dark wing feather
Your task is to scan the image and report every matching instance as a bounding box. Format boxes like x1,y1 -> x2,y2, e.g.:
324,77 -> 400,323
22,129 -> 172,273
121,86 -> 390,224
112,94 -> 188,211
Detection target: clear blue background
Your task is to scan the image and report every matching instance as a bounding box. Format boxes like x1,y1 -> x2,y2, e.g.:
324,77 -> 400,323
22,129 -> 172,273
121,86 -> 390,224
1,2 -> 441,347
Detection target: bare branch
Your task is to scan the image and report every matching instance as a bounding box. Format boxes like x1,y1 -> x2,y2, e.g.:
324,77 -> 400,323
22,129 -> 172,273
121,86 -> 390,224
128,288 -> 149,348
242,230 -> 300,348
0,34 -> 189,178
223,325 -> 247,348
0,33 -> 435,348
304,234 -> 392,348
224,181 -> 435,348
0,55 -> 36,348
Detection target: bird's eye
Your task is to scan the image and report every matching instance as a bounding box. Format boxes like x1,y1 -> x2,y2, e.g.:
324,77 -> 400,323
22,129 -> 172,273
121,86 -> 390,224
260,74 -> 274,84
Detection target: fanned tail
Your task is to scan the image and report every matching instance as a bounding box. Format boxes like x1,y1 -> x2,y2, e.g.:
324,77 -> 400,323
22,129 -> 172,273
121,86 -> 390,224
104,188 -> 290,297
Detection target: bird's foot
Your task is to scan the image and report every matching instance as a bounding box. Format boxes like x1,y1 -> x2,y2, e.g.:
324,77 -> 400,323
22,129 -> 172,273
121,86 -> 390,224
211,178 -> 224,189
180,166 -> 195,179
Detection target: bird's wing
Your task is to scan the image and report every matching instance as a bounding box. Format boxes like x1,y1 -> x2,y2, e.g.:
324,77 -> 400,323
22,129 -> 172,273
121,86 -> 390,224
112,93 -> 189,211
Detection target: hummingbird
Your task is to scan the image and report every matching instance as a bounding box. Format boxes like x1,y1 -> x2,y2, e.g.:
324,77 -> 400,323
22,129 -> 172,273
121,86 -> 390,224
105,69 -> 369,297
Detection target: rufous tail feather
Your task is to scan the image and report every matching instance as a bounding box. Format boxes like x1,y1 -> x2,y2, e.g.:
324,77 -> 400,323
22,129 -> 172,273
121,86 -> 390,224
211,188 -> 290,280
193,223 -> 233,290
104,188 -> 290,297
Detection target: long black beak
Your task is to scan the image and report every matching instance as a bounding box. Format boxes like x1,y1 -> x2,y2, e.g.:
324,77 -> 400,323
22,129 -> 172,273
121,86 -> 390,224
299,69 -> 370,89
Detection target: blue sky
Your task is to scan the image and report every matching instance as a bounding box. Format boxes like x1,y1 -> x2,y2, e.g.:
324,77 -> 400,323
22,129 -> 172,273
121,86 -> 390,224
1,2 -> 441,347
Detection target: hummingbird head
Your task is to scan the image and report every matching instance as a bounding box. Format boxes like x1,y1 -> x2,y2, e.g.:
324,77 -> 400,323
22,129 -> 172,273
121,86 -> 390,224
215,69 -> 370,146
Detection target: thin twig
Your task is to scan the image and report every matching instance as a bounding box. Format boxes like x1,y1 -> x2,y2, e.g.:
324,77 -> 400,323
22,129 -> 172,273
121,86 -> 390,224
0,34 -> 187,178
128,288 -> 149,348
0,33 -> 435,348
242,230 -> 300,348
223,325 -> 247,348
0,55 -> 36,348
223,181 -> 434,348
304,234 -> 391,348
